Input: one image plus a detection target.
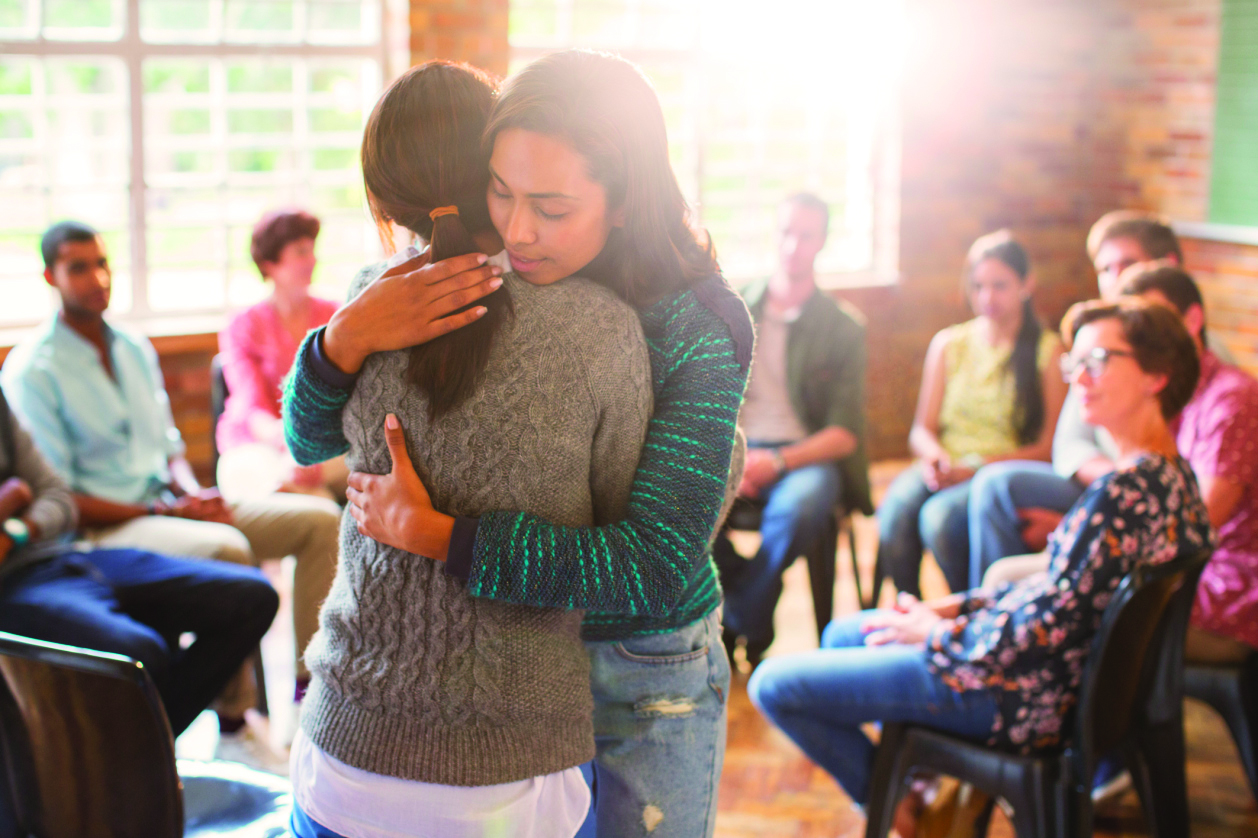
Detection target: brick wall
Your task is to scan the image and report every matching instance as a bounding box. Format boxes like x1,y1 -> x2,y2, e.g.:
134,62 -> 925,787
845,0 -> 1122,458
1095,0 -> 1258,377
409,0 -> 509,78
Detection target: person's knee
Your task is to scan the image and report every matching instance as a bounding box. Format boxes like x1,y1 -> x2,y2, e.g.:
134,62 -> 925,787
297,501 -> 342,553
225,572 -> 280,630
207,527 -> 255,567
919,494 -> 964,549
762,467 -> 840,530
746,660 -> 786,716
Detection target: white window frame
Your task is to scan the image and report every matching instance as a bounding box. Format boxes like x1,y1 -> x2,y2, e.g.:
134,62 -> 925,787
0,0 -> 397,337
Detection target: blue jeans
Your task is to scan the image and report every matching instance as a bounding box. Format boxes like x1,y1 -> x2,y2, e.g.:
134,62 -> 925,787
720,444 -> 842,649
747,612 -> 999,805
967,461 -> 1085,587
0,549 -> 277,736
581,609 -> 730,838
876,465 -> 972,596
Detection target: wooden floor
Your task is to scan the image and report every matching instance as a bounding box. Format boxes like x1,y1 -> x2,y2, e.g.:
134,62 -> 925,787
216,459 -> 1258,836
714,461 -> 1258,837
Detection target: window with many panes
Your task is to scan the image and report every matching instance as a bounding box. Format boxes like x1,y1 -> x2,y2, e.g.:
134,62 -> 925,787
0,0 -> 387,329
509,0 -> 902,286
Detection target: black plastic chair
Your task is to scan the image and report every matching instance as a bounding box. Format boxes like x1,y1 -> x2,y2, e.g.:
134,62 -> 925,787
209,353 -> 228,477
1184,652 -> 1258,802
209,353 -> 269,718
864,548 -> 1210,838
722,499 -> 863,639
0,630 -> 290,838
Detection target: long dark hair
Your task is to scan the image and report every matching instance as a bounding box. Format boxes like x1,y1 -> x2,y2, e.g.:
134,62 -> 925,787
965,230 -> 1044,444
484,49 -> 717,307
362,61 -> 511,420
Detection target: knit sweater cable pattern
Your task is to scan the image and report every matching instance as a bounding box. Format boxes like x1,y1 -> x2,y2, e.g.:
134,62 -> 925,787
282,274 -> 752,641
299,265 -> 651,786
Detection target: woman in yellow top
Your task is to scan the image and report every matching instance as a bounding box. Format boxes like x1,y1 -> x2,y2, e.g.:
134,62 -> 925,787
878,230 -> 1067,597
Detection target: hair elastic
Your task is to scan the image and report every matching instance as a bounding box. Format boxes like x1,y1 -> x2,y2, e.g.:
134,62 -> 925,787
429,205 -> 459,221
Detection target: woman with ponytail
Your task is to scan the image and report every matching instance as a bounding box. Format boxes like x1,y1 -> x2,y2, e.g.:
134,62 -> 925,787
876,230 -> 1066,597
286,61 -> 653,838
284,51 -> 752,837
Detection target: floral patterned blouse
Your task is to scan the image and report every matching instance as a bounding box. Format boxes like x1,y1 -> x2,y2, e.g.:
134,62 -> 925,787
926,453 -> 1213,753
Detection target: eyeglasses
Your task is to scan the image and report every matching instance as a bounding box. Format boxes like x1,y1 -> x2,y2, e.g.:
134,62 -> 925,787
1060,347 -> 1134,382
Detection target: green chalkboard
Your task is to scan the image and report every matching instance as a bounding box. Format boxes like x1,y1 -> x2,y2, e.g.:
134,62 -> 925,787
1211,0 -> 1258,226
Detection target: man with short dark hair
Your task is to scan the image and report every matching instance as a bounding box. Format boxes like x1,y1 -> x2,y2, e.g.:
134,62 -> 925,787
717,193 -> 871,665
1,221 -> 342,759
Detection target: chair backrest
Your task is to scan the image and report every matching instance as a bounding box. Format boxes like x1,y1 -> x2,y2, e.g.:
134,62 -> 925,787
0,631 -> 183,838
209,353 -> 228,470
1072,548 -> 1210,779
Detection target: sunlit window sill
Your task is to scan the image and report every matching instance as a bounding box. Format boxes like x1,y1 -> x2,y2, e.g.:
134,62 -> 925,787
1172,221 -> 1258,247
0,314 -> 225,363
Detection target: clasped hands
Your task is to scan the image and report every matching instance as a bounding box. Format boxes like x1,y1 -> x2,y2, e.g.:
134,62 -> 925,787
860,592 -> 960,647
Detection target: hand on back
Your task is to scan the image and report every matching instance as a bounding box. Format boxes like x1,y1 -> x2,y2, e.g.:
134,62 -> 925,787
323,250 -> 504,375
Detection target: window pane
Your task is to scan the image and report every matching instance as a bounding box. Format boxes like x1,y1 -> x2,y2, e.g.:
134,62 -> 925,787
43,0 -> 124,41
140,0 -> 216,43
0,0 -> 38,39
144,56 -> 378,312
308,0 -> 380,45
0,55 -> 130,325
224,0 -> 297,43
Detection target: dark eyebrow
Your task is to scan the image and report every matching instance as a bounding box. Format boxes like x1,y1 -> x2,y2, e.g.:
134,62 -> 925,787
489,166 -> 576,201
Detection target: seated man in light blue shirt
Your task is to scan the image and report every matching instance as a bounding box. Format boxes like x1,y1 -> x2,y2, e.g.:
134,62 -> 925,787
1,220 -> 341,752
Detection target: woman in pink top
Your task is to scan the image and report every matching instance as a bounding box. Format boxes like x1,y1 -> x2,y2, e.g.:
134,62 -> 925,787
218,209 -> 346,501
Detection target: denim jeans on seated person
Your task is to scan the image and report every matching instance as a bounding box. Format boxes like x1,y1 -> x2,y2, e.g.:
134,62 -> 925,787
581,608 -> 730,838
967,461 -> 1085,588
876,465 -> 972,597
0,548 -> 277,737
718,441 -> 842,651
747,611 -> 999,806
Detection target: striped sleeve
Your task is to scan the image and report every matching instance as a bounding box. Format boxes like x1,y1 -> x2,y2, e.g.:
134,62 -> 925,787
460,283 -> 752,617
282,327 -> 353,466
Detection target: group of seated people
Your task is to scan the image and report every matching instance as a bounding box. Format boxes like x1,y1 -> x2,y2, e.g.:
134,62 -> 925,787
733,210 -> 1258,831
0,211 -> 346,774
0,185 -> 1253,835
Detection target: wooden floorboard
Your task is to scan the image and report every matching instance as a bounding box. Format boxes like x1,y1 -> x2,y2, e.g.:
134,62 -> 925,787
714,461 -> 1258,837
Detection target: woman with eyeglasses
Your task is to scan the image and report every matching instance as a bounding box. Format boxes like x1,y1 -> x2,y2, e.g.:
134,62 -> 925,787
747,298 -> 1212,835
876,230 -> 1068,598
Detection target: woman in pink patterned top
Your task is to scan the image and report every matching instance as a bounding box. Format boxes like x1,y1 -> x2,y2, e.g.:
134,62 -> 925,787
1121,264 -> 1258,661
217,209 -> 345,501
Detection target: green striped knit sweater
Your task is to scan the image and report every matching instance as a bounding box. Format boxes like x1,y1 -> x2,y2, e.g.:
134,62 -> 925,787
283,272 -> 753,641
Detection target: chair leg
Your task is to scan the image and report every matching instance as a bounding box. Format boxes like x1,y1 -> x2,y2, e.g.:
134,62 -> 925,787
1237,660 -> 1258,801
847,517 -> 869,610
252,649 -> 269,717
806,514 -> 839,639
865,725 -> 909,838
1186,661 -> 1258,803
1128,715 -> 1190,838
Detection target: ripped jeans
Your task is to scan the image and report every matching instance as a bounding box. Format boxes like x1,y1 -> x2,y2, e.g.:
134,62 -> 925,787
582,609 -> 730,838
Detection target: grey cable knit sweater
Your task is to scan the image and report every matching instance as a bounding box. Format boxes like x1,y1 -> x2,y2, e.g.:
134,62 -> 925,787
301,265 -> 652,787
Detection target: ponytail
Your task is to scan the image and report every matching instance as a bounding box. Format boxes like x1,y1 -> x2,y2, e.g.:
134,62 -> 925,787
406,206 -> 512,420
1010,296 -> 1045,444
360,61 -> 511,421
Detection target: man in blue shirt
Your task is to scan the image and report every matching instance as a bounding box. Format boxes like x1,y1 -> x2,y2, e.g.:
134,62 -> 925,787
1,221 -> 341,750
